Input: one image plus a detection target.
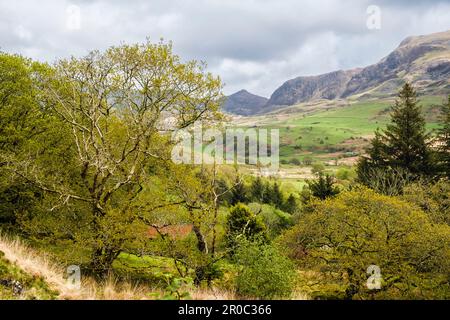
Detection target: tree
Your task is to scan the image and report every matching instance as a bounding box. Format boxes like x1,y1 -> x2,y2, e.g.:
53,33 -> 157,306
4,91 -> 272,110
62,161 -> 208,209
0,53 -> 65,225
303,156 -> 313,166
311,162 -> 325,175
357,83 -> 434,183
280,188 -> 450,299
230,175 -> 248,205
225,204 -> 267,252
8,42 -> 223,275
283,194 -> 298,214
250,176 -> 264,203
437,95 -> 450,178
271,182 -> 284,209
307,174 -> 340,200
234,239 -> 296,299
403,179 -> 450,226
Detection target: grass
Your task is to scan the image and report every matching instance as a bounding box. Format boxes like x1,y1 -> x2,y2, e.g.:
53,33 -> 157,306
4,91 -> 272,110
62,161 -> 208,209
253,95 -> 445,162
0,233 -> 239,300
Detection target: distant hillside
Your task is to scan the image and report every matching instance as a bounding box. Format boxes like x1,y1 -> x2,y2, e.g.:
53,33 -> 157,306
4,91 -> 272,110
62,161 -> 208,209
229,30 -> 450,115
223,89 -> 268,116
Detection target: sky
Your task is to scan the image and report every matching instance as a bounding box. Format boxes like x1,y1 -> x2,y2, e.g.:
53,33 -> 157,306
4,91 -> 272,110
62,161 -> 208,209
1,0 -> 450,97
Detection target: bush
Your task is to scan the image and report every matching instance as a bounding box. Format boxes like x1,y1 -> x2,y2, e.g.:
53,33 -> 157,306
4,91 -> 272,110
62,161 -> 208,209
336,168 -> 356,181
248,203 -> 293,238
403,180 -> 450,225
289,158 -> 301,165
234,239 -> 296,299
225,204 -> 267,251
280,188 -> 450,299
311,162 -> 325,175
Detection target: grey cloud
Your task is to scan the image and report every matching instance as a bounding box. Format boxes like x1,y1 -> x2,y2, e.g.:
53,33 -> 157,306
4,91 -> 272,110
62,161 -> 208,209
0,0 -> 449,96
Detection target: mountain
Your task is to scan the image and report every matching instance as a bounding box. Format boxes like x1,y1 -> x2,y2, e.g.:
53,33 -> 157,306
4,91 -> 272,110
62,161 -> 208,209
239,30 -> 450,115
266,69 -> 360,107
223,89 -> 268,116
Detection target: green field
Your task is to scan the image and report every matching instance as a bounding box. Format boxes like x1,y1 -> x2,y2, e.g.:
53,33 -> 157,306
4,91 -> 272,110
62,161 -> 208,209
259,96 -> 445,162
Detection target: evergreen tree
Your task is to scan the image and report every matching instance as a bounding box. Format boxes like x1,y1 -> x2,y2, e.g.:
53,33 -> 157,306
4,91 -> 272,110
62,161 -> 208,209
262,182 -> 272,204
437,95 -> 450,178
283,194 -> 298,214
230,176 -> 248,205
250,176 -> 265,202
357,83 -> 434,183
383,83 -> 431,174
271,182 -> 284,209
307,174 -> 340,200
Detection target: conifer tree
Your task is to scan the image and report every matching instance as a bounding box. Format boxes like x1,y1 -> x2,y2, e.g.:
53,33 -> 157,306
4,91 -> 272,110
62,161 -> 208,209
357,83 -> 433,184
250,176 -> 265,202
437,95 -> 450,178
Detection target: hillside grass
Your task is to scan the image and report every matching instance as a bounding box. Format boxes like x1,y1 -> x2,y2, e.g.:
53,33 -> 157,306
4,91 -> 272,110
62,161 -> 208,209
263,95 -> 445,162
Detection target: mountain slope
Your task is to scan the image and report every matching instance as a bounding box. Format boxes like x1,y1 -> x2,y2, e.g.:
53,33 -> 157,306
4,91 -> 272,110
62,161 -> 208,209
255,30 -> 450,114
223,89 -> 268,116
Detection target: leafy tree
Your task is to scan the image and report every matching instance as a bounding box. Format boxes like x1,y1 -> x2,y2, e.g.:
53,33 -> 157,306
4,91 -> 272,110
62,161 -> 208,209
403,179 -> 450,226
225,204 -> 267,251
262,182 -> 273,204
234,239 -> 296,299
280,188 -> 450,299
311,162 -> 325,175
7,42 -> 223,275
248,203 -> 293,238
307,174 -> 340,200
0,53 -> 65,226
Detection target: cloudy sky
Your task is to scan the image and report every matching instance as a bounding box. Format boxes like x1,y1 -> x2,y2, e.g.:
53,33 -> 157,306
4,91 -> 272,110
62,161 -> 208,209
1,0 -> 450,97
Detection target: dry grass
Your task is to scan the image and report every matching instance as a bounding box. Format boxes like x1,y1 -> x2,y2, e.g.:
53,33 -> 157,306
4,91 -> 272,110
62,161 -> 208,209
0,233 -> 241,300
0,233 -> 150,300
0,233 -> 307,300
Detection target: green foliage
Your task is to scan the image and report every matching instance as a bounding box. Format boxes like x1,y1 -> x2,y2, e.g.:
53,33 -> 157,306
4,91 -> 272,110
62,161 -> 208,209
225,204 -> 267,251
250,176 -> 264,203
306,174 -> 340,200
280,188 -> 450,299
248,203 -> 293,238
0,251 -> 58,300
403,179 -> 450,225
358,83 -> 435,184
311,162 -> 325,175
282,194 -> 298,214
336,168 -> 355,181
230,176 -> 249,205
437,96 -> 450,178
270,182 -> 284,209
234,239 -> 296,299
0,42 -> 224,275
150,273 -> 193,300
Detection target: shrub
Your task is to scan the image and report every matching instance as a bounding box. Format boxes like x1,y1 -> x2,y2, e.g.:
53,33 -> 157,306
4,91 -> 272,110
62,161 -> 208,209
403,180 -> 450,225
280,188 -> 450,299
311,162 -> 325,175
234,239 -> 296,299
248,203 -> 293,238
225,204 -> 267,251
